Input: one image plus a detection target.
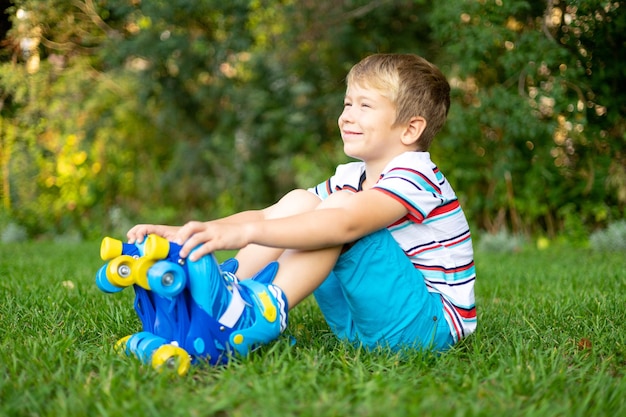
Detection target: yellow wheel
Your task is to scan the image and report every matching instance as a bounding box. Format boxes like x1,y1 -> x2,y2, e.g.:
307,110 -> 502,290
106,255 -> 137,287
144,234 -> 170,260
133,257 -> 156,290
151,344 -> 191,376
114,335 -> 131,355
100,237 -> 123,261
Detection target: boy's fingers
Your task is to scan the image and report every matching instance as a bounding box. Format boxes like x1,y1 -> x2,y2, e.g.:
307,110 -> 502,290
126,224 -> 152,244
187,243 -> 210,262
126,227 -> 139,243
175,221 -> 203,245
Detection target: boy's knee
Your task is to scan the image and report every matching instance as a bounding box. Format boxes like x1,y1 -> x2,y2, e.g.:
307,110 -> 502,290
269,189 -> 321,218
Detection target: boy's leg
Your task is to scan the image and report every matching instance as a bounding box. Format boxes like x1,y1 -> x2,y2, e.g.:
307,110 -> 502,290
176,190 -> 339,362
311,271 -> 354,339
231,189 -> 452,353
317,228 -> 454,352
271,245 -> 342,308
235,189 -> 322,278
269,190 -> 354,308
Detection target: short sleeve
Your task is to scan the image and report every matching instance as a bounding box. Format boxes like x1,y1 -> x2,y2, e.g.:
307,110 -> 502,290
308,162 -> 366,200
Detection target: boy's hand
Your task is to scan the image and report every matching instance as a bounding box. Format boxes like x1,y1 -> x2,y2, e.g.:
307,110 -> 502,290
174,221 -> 251,261
127,224 -> 181,244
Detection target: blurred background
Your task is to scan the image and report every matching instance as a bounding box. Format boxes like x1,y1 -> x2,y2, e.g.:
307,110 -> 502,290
0,0 -> 624,248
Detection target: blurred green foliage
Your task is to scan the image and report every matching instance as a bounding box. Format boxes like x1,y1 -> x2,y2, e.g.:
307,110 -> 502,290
0,0 -> 624,240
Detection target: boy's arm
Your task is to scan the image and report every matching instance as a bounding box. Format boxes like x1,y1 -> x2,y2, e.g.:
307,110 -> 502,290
127,209 -> 269,244
126,189 -> 308,244
176,189 -> 407,260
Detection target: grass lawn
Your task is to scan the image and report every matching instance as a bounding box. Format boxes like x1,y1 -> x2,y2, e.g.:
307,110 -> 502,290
0,240 -> 625,416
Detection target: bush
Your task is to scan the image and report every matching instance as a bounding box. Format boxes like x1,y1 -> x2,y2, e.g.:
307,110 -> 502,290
476,230 -> 528,253
589,220 -> 626,252
1,222 -> 28,243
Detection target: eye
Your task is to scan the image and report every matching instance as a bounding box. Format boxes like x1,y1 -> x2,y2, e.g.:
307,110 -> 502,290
343,101 -> 352,107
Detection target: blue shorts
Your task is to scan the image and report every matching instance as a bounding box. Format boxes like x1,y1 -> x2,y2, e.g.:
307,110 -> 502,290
313,229 -> 454,352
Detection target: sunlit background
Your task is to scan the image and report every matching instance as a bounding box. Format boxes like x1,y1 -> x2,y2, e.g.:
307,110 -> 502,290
0,0 -> 624,244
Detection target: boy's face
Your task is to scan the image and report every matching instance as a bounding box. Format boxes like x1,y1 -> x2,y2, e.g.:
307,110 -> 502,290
339,82 -> 408,164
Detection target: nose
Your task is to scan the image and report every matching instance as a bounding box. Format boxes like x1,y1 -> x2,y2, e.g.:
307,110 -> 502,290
338,106 -> 352,125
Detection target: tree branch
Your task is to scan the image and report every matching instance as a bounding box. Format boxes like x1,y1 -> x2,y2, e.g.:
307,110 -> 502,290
542,0 -> 557,44
73,0 -> 121,40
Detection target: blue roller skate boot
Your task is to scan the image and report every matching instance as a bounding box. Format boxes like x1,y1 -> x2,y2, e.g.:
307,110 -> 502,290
182,249 -> 289,365
96,234 -> 288,374
135,233 -> 289,365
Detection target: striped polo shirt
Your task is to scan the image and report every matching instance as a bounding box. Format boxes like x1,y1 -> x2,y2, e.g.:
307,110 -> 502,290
308,151 -> 477,342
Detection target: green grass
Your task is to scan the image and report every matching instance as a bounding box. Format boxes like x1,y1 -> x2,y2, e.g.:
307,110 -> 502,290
1,241 -> 625,416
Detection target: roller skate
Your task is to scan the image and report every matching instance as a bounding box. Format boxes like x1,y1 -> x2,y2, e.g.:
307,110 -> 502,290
95,235 -> 193,374
95,234 -> 288,375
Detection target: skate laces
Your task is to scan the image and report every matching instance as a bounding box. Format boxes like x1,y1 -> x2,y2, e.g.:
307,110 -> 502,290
223,271 -> 239,284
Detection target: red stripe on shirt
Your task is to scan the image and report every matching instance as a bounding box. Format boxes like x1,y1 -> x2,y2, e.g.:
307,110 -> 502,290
427,200 -> 460,218
454,305 -> 476,319
443,303 -> 463,339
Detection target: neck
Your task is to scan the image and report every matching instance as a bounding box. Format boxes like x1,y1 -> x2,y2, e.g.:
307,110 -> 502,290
362,160 -> 388,190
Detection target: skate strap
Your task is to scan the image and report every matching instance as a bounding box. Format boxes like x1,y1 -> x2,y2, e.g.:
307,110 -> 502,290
218,284 -> 246,328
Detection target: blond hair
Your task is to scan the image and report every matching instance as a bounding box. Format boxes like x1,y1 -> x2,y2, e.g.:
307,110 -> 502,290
346,54 -> 450,150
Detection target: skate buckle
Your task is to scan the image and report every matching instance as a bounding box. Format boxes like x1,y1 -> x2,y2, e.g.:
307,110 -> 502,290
258,290 -> 277,322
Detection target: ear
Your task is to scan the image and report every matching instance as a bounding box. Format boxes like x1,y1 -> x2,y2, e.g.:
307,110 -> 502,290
400,116 -> 427,148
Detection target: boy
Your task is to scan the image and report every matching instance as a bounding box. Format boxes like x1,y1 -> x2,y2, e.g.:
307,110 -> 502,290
127,53 -> 476,357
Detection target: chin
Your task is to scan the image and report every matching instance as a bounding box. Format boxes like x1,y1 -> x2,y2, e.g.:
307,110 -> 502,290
343,145 -> 361,159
